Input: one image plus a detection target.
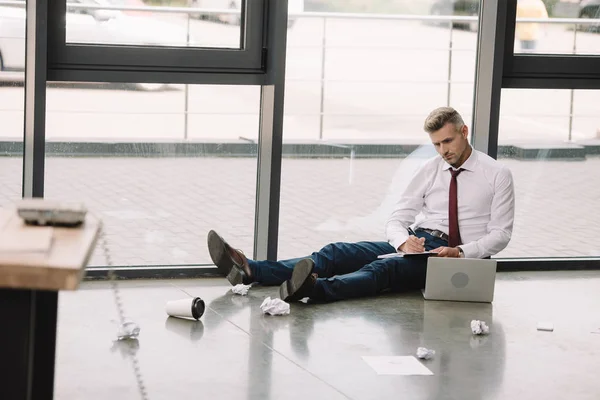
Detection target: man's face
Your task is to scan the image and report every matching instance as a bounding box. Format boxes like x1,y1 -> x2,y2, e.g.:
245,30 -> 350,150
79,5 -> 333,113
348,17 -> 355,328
429,122 -> 470,167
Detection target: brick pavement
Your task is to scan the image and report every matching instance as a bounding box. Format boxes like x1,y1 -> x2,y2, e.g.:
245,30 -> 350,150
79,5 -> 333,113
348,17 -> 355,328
1,155 -> 599,266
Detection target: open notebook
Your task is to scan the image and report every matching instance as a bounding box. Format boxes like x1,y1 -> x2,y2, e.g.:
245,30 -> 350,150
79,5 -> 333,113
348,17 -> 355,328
377,251 -> 438,259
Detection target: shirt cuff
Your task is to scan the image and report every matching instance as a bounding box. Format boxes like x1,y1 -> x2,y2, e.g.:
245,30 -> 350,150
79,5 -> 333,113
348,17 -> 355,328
459,242 -> 479,259
390,234 -> 409,252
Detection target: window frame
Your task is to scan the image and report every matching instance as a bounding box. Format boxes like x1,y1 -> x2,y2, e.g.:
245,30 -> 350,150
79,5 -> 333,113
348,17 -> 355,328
46,0 -> 267,84
501,0 -> 600,89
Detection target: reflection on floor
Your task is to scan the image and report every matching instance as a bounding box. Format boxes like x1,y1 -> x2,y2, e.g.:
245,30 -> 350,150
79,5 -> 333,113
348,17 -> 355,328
55,271 -> 600,400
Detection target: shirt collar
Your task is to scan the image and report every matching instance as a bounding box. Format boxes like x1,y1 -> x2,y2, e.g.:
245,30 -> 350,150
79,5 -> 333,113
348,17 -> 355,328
442,147 -> 477,172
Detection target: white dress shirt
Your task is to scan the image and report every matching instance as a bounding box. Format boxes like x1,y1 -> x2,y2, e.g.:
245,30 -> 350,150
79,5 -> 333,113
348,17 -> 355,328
385,149 -> 515,259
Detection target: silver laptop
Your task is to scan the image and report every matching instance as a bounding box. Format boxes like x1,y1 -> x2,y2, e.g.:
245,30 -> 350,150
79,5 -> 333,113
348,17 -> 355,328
423,258 -> 497,303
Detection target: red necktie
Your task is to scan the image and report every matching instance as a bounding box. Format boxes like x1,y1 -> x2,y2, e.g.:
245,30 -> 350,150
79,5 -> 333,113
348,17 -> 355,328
448,168 -> 464,248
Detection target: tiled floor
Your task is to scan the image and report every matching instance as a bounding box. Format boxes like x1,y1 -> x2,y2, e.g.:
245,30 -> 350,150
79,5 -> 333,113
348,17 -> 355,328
54,271 -> 600,400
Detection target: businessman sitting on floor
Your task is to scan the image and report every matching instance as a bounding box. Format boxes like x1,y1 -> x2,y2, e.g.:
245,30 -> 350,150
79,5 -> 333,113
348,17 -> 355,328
207,106 -> 515,303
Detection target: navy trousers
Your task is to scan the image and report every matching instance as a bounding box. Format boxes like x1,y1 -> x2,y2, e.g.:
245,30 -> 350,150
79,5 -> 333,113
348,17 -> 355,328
247,230 -> 447,302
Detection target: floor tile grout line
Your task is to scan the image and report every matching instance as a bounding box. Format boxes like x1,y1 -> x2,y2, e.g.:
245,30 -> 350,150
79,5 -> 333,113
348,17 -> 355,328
166,282 -> 352,399
168,282 -> 195,298
207,303 -> 355,400
165,282 -> 352,398
255,337 -> 355,400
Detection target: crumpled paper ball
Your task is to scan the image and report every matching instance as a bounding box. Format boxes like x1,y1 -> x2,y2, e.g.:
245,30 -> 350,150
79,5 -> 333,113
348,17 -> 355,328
231,283 -> 251,296
471,320 -> 490,335
260,297 -> 290,316
416,347 -> 435,360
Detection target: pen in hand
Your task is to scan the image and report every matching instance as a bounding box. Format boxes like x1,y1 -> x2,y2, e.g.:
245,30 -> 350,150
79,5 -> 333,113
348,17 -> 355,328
404,226 -> 426,253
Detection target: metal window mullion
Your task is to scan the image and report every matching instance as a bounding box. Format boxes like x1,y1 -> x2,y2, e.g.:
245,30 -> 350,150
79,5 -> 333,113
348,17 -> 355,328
23,0 -> 48,198
471,0 -> 510,159
254,0 -> 289,261
46,69 -> 267,86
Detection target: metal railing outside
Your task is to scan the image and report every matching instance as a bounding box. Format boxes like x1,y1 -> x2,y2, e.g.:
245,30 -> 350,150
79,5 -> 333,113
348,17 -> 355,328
1,1 -> 599,142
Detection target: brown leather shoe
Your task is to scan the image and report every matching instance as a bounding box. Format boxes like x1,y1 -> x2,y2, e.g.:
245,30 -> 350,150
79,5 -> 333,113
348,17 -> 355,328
207,230 -> 253,286
279,258 -> 317,303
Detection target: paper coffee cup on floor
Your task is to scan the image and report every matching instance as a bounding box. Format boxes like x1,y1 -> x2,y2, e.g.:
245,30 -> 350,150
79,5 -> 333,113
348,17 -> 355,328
165,297 -> 205,320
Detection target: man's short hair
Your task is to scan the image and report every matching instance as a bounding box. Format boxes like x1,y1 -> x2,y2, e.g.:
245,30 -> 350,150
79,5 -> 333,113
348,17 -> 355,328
423,107 -> 465,134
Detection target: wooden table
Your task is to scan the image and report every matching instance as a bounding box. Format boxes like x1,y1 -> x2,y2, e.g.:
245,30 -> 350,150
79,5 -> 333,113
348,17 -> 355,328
0,207 -> 101,400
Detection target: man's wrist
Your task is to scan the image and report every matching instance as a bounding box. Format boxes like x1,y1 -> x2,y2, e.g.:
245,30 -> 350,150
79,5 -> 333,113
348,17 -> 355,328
457,247 -> 465,258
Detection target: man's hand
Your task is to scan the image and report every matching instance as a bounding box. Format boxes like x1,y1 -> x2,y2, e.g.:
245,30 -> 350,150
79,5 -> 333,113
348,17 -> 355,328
399,235 -> 425,253
432,246 -> 461,258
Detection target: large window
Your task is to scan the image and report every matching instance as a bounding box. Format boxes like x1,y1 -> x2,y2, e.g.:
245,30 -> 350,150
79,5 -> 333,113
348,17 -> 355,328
46,0 -> 267,78
284,9 -> 479,142
0,1 -> 24,206
497,88 -> 600,258
498,88 -> 600,144
0,152 -> 21,207
279,3 -> 480,258
513,0 -> 600,55
64,0 -> 245,49
43,83 -> 260,267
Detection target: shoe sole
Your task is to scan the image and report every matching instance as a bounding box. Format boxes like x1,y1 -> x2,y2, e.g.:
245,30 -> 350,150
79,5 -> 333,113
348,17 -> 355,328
279,258 -> 314,302
207,230 -> 242,286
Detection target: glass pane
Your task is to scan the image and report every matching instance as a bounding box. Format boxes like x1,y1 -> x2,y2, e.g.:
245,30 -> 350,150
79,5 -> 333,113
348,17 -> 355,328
514,0 -> 600,54
498,88 -> 600,258
0,1 -> 24,206
279,3 -> 480,258
44,82 -> 260,267
64,0 -> 248,48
